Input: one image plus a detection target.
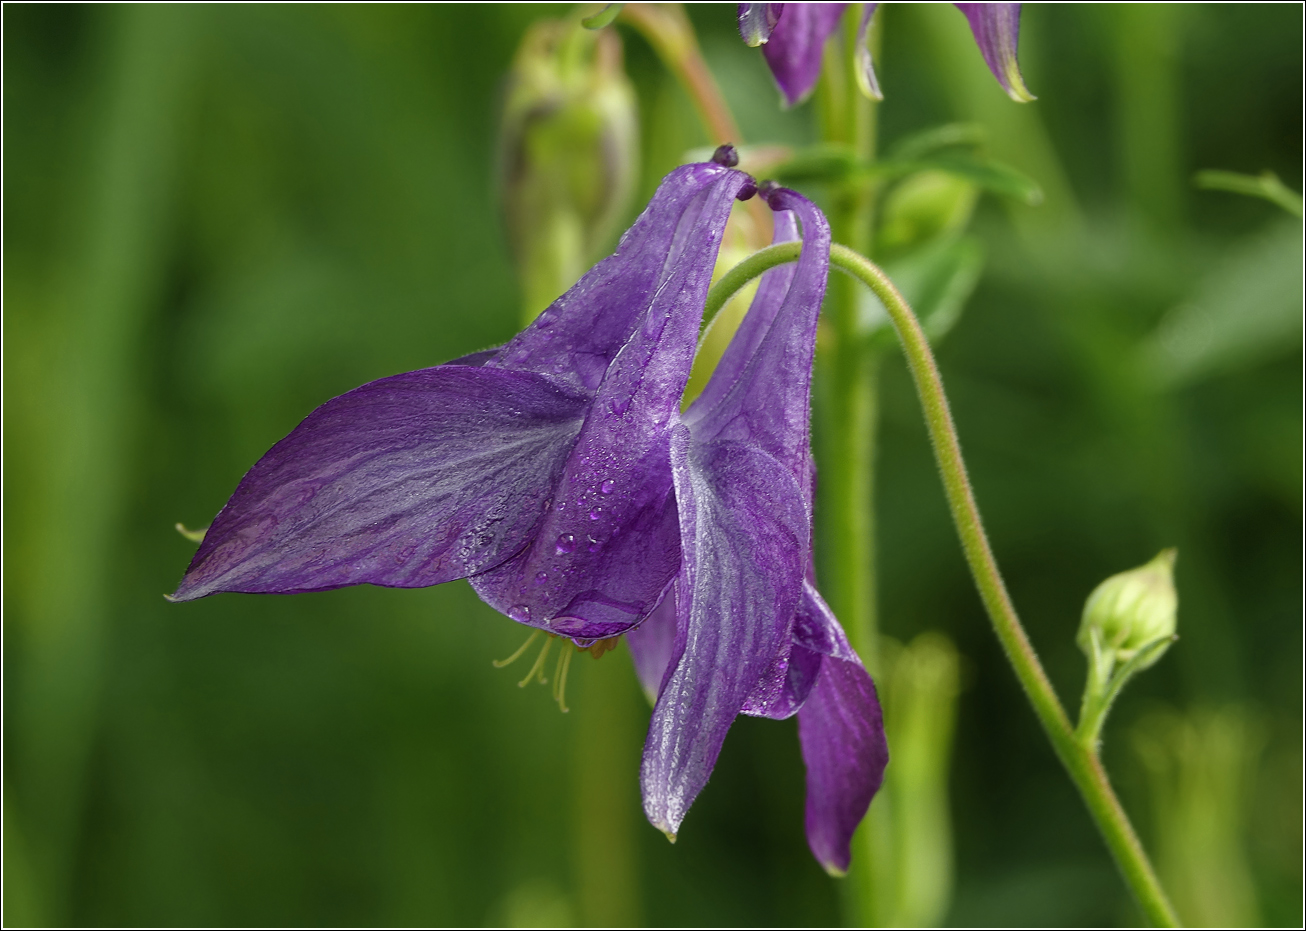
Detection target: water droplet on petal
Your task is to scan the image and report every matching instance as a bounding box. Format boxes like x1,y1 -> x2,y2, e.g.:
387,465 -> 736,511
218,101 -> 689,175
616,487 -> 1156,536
608,396 -> 631,416
589,507 -> 602,521
512,604 -> 531,621
587,535 -> 602,553
555,533 -> 576,555
534,571 -> 548,585
536,308 -> 556,328
600,480 -> 615,494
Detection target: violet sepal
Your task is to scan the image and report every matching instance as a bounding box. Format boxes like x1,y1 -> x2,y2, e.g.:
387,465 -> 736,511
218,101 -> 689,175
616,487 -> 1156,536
172,162 -> 751,613
953,3 -> 1035,102
760,3 -> 849,107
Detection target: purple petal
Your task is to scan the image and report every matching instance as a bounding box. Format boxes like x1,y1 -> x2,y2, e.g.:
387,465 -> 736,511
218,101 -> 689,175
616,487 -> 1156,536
490,163 -> 750,394
171,366 -> 588,601
953,3 -> 1035,102
691,209 -> 799,418
684,186 -> 831,479
797,655 -> 888,876
627,586 -> 679,704
472,167 -> 754,640
743,580 -> 856,720
793,580 -> 859,663
445,347 -> 500,367
854,4 -> 883,100
641,426 -> 809,839
762,3 -> 848,107
742,641 -> 818,721
738,3 -> 785,47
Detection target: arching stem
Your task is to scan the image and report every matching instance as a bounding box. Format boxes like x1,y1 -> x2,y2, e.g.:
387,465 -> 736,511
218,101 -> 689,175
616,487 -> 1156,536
704,244 -> 1182,929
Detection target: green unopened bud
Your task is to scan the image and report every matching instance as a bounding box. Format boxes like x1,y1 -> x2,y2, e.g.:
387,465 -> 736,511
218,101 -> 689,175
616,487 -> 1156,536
1076,549 -> 1179,746
876,170 -> 978,257
499,19 -> 638,322
1078,548 -> 1178,667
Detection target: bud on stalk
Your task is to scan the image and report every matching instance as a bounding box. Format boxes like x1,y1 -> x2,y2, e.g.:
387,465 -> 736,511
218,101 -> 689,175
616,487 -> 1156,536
499,18 -> 638,323
1076,549 -> 1179,746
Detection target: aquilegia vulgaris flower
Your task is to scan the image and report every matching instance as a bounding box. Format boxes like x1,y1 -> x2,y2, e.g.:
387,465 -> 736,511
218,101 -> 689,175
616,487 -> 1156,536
738,2 -> 1035,105
171,146 -> 886,874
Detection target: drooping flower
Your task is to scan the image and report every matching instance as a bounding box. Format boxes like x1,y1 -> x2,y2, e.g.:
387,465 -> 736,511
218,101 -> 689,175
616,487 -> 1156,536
738,2 -> 1033,105
629,185 -> 887,875
742,2 -> 854,107
170,148 -> 884,874
170,154 -> 755,649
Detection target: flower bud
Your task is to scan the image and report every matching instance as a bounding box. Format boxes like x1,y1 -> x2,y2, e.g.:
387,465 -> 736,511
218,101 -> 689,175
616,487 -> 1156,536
499,19 -> 639,322
877,170 -> 979,257
1078,548 -> 1178,668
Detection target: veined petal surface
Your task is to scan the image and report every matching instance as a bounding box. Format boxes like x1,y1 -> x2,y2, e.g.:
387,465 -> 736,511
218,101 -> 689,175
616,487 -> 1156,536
797,655 -> 888,875
473,166 -> 754,639
641,428 -> 809,838
171,366 -> 588,601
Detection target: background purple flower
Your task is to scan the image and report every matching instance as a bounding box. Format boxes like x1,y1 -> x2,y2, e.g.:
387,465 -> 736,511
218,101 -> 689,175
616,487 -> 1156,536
739,2 -> 1033,104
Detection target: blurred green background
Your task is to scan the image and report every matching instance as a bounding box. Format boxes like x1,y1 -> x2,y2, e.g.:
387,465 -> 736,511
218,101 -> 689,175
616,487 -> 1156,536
3,3 -> 1300,926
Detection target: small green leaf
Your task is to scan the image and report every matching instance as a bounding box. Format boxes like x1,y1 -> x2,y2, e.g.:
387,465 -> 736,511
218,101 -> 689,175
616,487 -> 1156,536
909,153 -> 1043,206
769,145 -> 861,185
860,236 -> 985,347
1141,220 -> 1303,388
1195,169 -> 1303,217
889,122 -> 987,161
581,4 -> 623,30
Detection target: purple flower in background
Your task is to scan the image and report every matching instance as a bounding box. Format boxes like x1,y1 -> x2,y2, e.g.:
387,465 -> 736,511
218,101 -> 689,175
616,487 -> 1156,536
739,2 -> 1033,105
953,3 -> 1035,102
171,156 -> 755,647
629,185 -> 887,875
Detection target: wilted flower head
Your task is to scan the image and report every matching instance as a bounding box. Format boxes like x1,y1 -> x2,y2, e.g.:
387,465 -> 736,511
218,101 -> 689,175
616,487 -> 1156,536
738,2 -> 1034,105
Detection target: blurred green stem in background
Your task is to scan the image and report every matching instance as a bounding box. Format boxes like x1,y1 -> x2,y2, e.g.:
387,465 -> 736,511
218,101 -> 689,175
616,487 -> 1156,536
1113,3 -> 1184,232
10,6 -> 192,923
810,7 -> 893,926
705,241 -> 1181,928
570,649 -> 642,927
867,634 -> 962,927
1133,706 -> 1265,928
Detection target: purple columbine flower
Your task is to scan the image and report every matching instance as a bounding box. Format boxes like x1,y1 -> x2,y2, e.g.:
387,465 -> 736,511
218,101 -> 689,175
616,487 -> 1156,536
170,155 -> 755,648
169,148 -> 885,873
739,2 -> 1033,105
629,185 -> 887,875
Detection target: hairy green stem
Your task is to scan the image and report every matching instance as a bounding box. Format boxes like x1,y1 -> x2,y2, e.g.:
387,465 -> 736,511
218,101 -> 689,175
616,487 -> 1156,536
704,243 -> 1181,929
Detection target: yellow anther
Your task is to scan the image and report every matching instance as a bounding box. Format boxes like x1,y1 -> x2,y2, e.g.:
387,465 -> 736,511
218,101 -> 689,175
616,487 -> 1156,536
587,636 -> 621,659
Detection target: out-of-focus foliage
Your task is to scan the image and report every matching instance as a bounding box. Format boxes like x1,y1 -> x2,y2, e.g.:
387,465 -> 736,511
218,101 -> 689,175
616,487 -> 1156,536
3,4 -> 1300,927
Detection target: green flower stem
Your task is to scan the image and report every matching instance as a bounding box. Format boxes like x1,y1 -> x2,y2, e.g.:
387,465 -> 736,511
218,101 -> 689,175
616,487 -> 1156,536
704,243 -> 1181,929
